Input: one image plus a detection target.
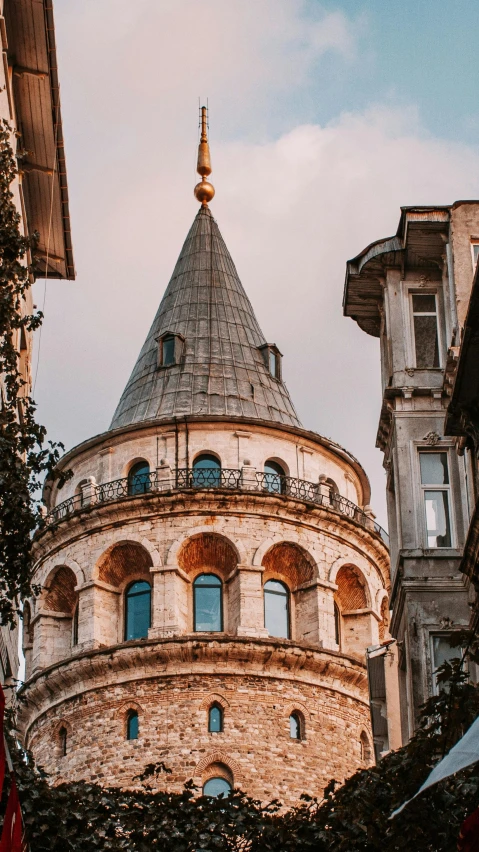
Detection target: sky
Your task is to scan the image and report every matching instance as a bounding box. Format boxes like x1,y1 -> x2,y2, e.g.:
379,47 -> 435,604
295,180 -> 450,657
32,0 -> 479,529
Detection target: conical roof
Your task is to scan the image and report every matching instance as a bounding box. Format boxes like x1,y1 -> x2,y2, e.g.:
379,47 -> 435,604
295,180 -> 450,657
110,206 -> 301,430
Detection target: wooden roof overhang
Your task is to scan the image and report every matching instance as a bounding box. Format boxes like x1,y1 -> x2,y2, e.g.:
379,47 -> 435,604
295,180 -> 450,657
343,207 -> 451,338
3,0 -> 74,280
343,236 -> 403,338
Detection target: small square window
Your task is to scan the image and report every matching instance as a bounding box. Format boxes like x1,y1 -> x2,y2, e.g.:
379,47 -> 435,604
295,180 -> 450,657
157,332 -> 184,368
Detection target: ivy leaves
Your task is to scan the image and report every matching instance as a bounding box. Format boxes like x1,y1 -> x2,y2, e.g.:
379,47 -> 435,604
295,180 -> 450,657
0,119 -> 69,627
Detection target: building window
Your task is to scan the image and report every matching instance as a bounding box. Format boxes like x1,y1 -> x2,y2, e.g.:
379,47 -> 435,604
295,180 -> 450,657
334,602 -> 340,646
471,240 -> 479,270
419,452 -> 452,548
162,335 -> 175,366
208,704 -> 223,733
59,727 -> 67,757
192,454 -> 221,487
157,331 -> 184,367
259,344 -> 282,380
203,778 -> 232,798
263,460 -> 285,493
125,580 -> 151,640
72,604 -> 79,646
264,579 -> 290,639
127,461 -> 151,496
411,293 -> 440,369
193,574 -> 223,632
289,712 -> 302,740
431,634 -> 462,694
126,710 -> 139,740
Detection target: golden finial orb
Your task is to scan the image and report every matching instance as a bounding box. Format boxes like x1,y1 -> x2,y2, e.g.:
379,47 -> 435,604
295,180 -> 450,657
194,105 -> 215,206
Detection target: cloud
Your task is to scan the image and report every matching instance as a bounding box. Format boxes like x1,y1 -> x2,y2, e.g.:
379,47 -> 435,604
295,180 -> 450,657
34,3 -> 479,528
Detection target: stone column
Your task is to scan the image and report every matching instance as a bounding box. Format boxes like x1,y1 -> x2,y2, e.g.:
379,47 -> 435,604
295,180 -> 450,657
229,566 -> 269,637
76,580 -> 120,650
80,476 -> 97,507
148,566 -> 188,638
31,612 -> 72,673
240,461 -> 257,491
156,459 -> 173,492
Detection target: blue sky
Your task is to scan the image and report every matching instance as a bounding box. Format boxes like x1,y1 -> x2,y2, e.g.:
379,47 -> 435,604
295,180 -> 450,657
34,1 -> 479,527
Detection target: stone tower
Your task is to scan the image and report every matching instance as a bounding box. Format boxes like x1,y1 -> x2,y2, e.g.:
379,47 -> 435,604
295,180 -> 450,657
19,112 -> 390,806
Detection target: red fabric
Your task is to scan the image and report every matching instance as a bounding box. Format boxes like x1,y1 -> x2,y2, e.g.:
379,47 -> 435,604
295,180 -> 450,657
0,775 -> 23,852
0,683 -> 6,802
458,807 -> 479,852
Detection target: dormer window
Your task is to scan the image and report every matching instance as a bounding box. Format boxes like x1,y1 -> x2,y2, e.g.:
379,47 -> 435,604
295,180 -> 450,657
259,344 -> 282,380
157,331 -> 184,368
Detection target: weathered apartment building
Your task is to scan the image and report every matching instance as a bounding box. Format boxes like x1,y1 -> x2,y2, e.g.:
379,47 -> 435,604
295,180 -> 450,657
344,201 -> 479,743
0,0 -> 73,684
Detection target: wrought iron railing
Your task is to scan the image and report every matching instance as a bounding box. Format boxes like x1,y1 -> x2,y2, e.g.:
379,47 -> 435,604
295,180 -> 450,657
45,468 -> 389,545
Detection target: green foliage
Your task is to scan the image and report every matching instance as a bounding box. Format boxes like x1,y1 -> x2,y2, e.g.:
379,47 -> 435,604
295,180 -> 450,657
0,119 -> 69,626
4,661 -> 479,851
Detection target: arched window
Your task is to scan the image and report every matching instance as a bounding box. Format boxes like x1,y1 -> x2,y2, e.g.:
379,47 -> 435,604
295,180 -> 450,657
126,710 -> 139,740
264,579 -> 290,639
193,574 -> 222,632
290,712 -> 302,740
192,454 -> 221,487
360,731 -> 372,763
59,726 -> 67,756
203,777 -> 232,798
325,478 -> 339,506
125,580 -> 151,640
208,704 -> 223,733
334,602 -> 340,646
263,460 -> 285,494
72,604 -> 79,646
128,461 -> 151,496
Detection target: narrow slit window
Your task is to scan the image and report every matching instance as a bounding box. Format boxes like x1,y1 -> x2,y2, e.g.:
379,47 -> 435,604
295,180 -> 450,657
208,704 -> 223,732
289,712 -> 301,740
59,727 -> 67,756
412,294 -> 440,369
127,710 -> 139,740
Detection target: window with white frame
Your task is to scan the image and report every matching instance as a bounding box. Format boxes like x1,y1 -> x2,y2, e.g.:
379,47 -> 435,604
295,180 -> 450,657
471,240 -> 479,271
419,452 -> 452,548
411,293 -> 440,369
430,633 -> 462,694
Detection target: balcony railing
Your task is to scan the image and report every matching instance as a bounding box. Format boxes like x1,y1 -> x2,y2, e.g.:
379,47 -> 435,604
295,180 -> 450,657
45,468 -> 389,546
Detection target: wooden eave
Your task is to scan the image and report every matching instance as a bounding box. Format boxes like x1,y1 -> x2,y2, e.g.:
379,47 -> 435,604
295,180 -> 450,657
343,237 -> 403,338
4,0 -> 75,279
343,208 -> 451,338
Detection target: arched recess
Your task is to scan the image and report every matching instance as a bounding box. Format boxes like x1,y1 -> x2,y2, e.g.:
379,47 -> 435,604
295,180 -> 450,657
261,543 -> 317,644
359,729 -> 373,765
177,533 -> 238,582
37,566 -> 78,668
177,533 -> 238,634
94,542 -> 153,646
335,565 -> 373,656
167,525 -> 246,568
200,692 -> 229,711
195,751 -> 241,790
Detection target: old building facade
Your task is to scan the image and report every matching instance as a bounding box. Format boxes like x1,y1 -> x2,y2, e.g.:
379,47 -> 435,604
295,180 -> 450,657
344,202 -> 479,743
0,0 -> 74,687
19,117 -> 390,805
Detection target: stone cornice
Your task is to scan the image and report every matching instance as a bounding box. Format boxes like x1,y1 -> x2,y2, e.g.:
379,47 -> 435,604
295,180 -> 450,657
33,490 -> 389,583
18,635 -> 368,740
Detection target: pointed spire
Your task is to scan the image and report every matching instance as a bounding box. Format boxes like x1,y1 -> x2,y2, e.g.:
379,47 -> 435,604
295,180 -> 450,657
109,206 -> 301,431
194,106 -> 215,206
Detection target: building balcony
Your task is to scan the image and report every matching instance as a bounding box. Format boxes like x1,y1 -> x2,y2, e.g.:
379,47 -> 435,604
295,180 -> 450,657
44,466 -> 389,546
